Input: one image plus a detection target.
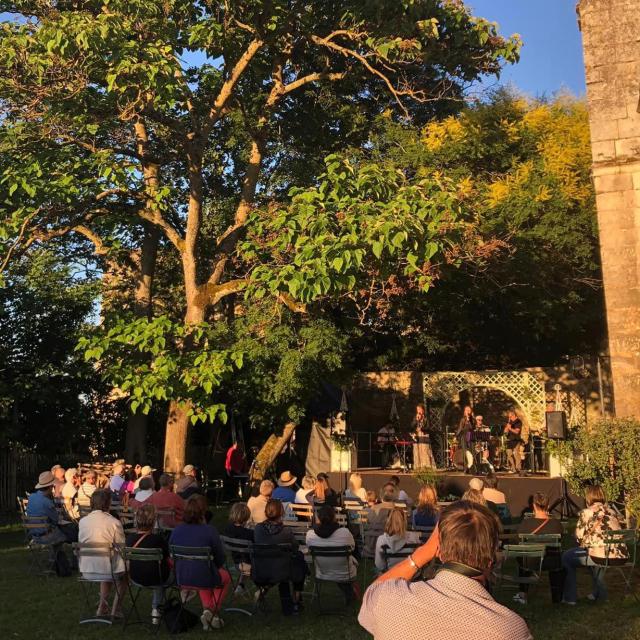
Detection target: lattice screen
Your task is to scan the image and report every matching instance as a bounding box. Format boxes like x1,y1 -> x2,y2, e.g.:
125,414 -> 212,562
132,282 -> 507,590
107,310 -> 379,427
423,370 -> 546,439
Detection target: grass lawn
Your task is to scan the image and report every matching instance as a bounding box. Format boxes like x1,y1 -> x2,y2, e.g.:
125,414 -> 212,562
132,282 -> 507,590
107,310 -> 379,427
1,512 -> 639,640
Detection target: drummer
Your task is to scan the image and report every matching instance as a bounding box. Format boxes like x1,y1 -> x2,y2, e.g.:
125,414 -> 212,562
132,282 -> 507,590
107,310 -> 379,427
474,415 -> 486,430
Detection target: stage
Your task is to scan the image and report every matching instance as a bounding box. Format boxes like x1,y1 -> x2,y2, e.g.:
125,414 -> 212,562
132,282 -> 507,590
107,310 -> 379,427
328,469 -> 583,517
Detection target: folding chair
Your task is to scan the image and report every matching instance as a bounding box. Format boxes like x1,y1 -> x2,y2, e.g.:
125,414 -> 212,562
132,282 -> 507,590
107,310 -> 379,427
250,542 -> 299,614
204,478 -> 225,508
496,544 -> 546,596
381,542 -> 421,572
17,496 -> 28,517
597,529 -> 639,603
410,525 -> 435,542
289,503 -> 314,522
21,515 -> 57,576
155,508 -> 176,534
309,546 -> 357,614
220,536 -> 254,616
73,542 -> 126,625
361,524 -> 384,589
283,520 -> 311,545
122,546 -> 171,631
170,545 -> 225,630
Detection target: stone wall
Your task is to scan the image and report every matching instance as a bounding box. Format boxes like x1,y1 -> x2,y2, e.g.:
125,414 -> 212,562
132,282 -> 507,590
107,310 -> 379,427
578,0 -> 640,417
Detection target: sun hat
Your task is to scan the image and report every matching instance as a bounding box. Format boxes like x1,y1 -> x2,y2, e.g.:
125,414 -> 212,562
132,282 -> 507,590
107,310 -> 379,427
183,464 -> 196,475
140,465 -> 154,476
35,471 -> 56,489
277,471 -> 297,487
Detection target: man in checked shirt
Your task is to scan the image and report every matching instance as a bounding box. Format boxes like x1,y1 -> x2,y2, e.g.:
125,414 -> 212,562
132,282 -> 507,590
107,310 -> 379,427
358,501 -> 532,640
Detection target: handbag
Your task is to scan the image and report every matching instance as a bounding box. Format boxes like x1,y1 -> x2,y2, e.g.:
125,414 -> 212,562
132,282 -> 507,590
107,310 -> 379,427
162,598 -> 200,634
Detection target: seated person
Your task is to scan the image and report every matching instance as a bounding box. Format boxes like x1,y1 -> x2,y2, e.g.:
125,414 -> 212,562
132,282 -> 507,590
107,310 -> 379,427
389,475 -> 413,506
176,464 -> 201,500
133,465 -> 154,493
295,475 -> 316,504
272,471 -> 298,504
253,499 -> 307,615
26,471 -> 78,559
62,468 -> 80,520
345,472 -> 368,503
482,473 -> 507,504
359,501 -> 532,640
462,488 -> 488,507
411,485 -> 439,529
306,505 -> 359,602
78,489 -> 127,618
169,496 -> 230,630
147,473 -> 185,528
514,492 -> 564,605
365,490 -> 378,509
77,470 -> 98,509
310,474 -> 340,508
109,463 -> 126,496
130,477 -> 154,509
221,502 -> 254,594
363,484 -> 398,558
247,480 -> 274,525
562,484 -> 628,605
125,504 -> 171,625
374,508 -> 420,572
51,464 -> 66,499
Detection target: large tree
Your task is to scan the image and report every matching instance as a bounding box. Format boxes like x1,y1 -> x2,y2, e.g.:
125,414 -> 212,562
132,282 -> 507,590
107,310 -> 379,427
0,1 -> 519,470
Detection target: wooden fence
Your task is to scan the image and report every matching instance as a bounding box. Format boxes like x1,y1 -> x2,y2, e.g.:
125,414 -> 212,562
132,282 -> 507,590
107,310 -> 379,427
0,447 -> 42,513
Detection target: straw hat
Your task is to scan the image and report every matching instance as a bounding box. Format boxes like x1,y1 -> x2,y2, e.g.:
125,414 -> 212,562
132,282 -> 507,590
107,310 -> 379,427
277,471 -> 297,487
35,471 -> 55,489
183,464 -> 196,475
140,465 -> 154,476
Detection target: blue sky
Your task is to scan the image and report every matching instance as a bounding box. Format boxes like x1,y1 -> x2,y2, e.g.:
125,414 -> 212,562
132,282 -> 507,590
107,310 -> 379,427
469,0 -> 586,97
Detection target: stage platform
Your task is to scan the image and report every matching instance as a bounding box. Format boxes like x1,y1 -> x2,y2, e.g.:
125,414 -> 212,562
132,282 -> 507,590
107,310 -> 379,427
328,469 -> 583,517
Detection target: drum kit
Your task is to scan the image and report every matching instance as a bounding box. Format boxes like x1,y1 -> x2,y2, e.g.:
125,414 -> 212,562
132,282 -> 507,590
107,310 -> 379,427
447,427 -> 505,473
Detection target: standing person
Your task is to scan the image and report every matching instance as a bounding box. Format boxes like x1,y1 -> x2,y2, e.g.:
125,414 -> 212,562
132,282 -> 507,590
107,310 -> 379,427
51,464 -> 66,499
77,470 -> 98,509
411,404 -> 436,470
272,471 -> 298,504
125,504 -> 171,625
514,492 -> 564,605
358,502 -> 532,640
247,480 -> 274,524
253,499 -> 307,615
170,496 -> 230,630
562,484 -> 628,605
504,410 -> 524,474
78,489 -> 127,618
456,406 -> 475,473
377,423 -> 397,470
176,464 -> 201,499
147,473 -> 185,527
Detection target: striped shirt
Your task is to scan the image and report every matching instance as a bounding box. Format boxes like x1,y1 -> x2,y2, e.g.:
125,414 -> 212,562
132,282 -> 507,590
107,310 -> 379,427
358,571 -> 532,640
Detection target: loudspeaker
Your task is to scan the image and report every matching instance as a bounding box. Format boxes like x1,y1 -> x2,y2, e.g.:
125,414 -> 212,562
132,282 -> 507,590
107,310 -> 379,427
546,411 -> 567,440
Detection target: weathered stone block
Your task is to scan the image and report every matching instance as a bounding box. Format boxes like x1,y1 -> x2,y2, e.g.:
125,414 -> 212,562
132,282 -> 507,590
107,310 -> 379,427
589,118 -> 619,142
594,172 -> 634,193
595,189 -> 637,211
591,139 -> 617,162
615,137 -> 640,160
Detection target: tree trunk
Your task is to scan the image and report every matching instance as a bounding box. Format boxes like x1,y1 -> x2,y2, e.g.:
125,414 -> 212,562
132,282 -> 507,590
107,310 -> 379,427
162,299 -> 205,473
124,223 -> 160,462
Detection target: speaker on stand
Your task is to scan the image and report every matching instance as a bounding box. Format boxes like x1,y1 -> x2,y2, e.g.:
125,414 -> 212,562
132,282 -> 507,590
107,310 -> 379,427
546,406 -> 579,519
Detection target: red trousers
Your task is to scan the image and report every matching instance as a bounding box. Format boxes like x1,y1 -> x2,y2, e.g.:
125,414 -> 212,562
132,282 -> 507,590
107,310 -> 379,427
184,568 -> 231,613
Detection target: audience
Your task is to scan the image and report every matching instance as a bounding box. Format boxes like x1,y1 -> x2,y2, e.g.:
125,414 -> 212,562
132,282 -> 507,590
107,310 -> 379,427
109,463 -> 125,495
176,464 -> 201,499
247,480 -> 274,524
389,475 -> 412,506
311,475 -> 340,508
374,508 -> 420,572
51,464 -> 66,499
295,475 -> 316,504
222,502 -> 254,595
125,504 -> 171,625
514,492 -> 564,605
359,501 -> 532,640
562,484 -> 628,605
483,474 -> 507,504
169,495 -> 230,630
78,489 -> 127,618
462,488 -> 488,507
272,471 -> 298,504
147,473 -> 185,527
411,485 -> 439,529
345,472 -> 368,503
306,505 -> 358,602
77,470 -> 98,509
133,465 -> 153,493
366,490 -> 378,509
253,498 -> 307,615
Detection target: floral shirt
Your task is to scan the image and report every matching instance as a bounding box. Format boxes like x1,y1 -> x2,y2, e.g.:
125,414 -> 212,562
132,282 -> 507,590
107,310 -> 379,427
576,502 -> 628,559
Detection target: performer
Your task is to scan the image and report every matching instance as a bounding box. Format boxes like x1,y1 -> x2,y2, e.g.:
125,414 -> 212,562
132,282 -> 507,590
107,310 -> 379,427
411,404 -> 436,469
455,405 -> 475,472
504,409 -> 524,474
377,423 -> 396,469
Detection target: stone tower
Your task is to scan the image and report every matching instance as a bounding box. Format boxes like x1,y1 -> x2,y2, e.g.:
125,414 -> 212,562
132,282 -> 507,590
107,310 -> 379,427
578,0 -> 640,417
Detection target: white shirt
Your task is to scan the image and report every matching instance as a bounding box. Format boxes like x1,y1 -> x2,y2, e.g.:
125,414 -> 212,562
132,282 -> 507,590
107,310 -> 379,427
306,527 -> 357,581
78,510 -> 126,576
295,488 -> 311,504
134,488 -> 154,503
